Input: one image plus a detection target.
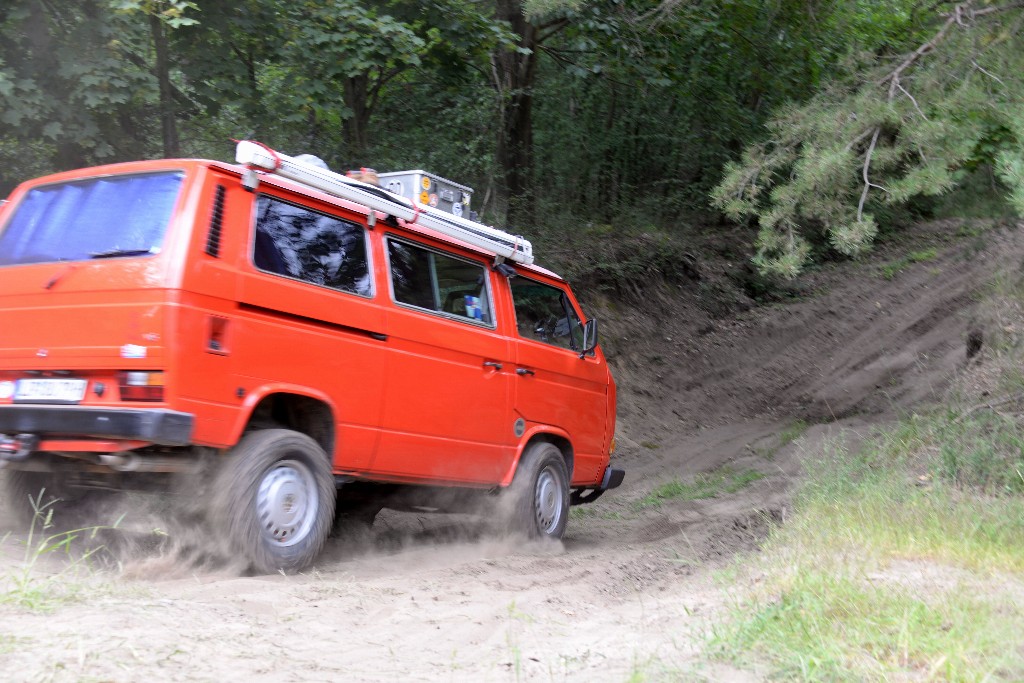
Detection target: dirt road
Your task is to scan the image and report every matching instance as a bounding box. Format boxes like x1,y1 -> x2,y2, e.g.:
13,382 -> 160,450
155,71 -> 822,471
0,220 -> 1019,682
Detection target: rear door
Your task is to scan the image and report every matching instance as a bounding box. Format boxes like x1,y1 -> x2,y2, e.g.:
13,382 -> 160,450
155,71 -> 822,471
234,191 -> 387,471
372,235 -> 514,484
509,276 -> 609,486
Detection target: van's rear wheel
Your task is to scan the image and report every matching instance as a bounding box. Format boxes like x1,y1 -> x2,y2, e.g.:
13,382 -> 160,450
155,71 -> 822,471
211,429 -> 335,574
505,442 -> 569,539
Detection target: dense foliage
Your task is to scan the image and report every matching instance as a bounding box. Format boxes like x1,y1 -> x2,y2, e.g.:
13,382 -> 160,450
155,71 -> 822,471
713,0 -> 1024,277
1,1 -> 1020,275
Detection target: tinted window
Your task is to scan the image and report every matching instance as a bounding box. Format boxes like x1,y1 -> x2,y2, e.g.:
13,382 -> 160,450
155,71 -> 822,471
253,195 -> 370,296
387,239 -> 492,325
510,278 -> 584,351
0,172 -> 183,266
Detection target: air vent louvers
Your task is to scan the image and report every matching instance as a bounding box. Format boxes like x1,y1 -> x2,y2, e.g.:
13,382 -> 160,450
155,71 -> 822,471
205,184 -> 226,257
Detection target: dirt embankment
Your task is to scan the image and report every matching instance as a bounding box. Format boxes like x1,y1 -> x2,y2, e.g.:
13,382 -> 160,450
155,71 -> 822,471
0,220 -> 1020,682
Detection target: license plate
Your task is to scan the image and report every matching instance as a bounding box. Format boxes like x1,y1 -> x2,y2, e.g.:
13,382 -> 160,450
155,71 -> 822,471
14,378 -> 88,403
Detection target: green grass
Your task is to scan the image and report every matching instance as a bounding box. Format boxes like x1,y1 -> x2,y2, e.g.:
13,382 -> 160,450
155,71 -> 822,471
881,410 -> 1024,497
879,247 -> 939,280
715,569 -> 1023,681
0,492 -> 120,611
635,467 -> 765,509
777,419 -> 809,447
754,419 -> 811,460
712,420 -> 1024,680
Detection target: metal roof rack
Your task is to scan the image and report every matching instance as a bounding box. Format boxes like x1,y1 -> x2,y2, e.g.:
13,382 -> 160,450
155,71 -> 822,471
235,140 -> 534,265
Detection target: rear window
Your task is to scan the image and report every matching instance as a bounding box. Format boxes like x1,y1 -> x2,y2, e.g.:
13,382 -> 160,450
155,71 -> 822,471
0,171 -> 183,266
252,195 -> 372,296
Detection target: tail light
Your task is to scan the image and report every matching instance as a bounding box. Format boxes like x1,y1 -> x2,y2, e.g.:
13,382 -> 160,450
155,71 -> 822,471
118,371 -> 165,401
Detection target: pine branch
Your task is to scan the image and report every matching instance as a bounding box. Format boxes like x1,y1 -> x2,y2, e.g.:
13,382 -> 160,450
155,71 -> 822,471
896,82 -> 928,119
844,127 -> 879,153
857,127 -> 881,223
879,1 -> 1024,100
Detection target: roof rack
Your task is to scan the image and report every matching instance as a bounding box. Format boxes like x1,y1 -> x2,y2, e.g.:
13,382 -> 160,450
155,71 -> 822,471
235,140 -> 534,265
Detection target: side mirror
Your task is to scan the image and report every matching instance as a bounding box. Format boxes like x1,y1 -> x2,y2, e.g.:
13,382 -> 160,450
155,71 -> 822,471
579,318 -> 599,358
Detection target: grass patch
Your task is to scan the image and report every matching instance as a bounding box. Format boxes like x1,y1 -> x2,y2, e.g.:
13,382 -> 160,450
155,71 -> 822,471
754,420 -> 811,460
881,410 -> 1024,496
777,419 -> 809,447
635,467 -> 764,509
716,569 -> 1024,681
879,247 -> 939,280
1,493 -> 120,611
712,420 -> 1024,680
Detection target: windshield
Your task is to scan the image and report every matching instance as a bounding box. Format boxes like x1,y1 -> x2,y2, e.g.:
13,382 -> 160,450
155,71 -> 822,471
0,171 -> 184,266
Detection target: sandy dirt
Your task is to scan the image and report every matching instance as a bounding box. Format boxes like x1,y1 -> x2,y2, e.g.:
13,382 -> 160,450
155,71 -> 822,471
0,220 -> 1020,682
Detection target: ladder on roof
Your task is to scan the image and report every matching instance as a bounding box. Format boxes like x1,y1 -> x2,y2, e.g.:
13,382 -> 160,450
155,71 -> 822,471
235,140 -> 534,265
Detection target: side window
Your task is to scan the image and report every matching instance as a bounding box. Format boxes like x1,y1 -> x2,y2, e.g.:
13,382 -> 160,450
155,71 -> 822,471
387,238 -> 493,325
252,195 -> 371,296
510,278 -> 584,351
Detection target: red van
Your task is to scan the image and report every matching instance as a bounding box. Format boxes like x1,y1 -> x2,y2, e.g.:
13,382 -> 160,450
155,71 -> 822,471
0,143 -> 622,572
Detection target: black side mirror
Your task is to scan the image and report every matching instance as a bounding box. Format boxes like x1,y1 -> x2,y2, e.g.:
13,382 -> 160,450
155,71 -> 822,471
579,318 -> 598,358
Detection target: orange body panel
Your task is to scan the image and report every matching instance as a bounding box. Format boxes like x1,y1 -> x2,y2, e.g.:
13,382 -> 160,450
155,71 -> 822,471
0,159 -> 616,491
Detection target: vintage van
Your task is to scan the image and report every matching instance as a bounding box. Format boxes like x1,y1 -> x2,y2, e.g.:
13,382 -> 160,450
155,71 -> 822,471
0,143 -> 622,572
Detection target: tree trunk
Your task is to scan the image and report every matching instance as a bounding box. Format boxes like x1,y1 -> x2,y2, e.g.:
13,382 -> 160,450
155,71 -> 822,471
150,12 -> 179,158
493,0 -> 539,227
342,74 -> 371,162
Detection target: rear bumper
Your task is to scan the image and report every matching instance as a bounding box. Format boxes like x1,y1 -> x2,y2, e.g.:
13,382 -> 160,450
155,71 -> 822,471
0,406 -> 193,446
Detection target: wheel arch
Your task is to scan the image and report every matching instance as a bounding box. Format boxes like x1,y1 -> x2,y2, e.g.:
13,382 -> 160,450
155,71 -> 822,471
229,385 -> 336,458
502,426 -> 574,487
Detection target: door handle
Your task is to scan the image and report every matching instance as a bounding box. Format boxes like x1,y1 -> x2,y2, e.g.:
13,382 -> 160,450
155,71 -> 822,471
516,367 -> 535,376
483,361 -> 503,371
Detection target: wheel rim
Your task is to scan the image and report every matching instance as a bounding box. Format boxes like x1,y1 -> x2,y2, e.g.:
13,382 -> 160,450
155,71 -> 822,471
256,458 -> 318,547
534,465 -> 565,535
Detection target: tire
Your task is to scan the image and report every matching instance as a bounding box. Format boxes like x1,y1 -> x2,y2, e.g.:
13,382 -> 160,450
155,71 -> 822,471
504,442 -> 570,540
210,429 -> 336,574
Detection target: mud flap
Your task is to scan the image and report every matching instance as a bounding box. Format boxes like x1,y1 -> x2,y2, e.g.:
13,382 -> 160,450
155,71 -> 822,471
569,466 -> 625,506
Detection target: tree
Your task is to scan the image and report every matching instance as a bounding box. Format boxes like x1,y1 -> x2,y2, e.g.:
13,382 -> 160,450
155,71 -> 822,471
490,0 -> 574,225
488,0 -> 851,228
281,1 -> 430,161
0,1 -> 156,185
712,0 -> 1024,278
113,1 -> 200,157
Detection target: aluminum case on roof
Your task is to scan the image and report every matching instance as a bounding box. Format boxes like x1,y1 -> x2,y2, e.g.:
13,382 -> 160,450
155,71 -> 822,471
376,170 -> 474,219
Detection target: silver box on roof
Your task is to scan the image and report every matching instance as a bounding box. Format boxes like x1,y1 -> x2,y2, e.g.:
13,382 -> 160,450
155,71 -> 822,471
377,170 -> 473,219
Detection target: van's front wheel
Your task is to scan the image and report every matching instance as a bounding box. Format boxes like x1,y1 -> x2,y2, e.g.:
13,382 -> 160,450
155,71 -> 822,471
505,442 -> 569,540
212,430 -> 335,574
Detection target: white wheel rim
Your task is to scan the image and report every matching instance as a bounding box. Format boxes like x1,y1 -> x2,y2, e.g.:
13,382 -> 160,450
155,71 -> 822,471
256,459 -> 318,547
534,466 -> 564,535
